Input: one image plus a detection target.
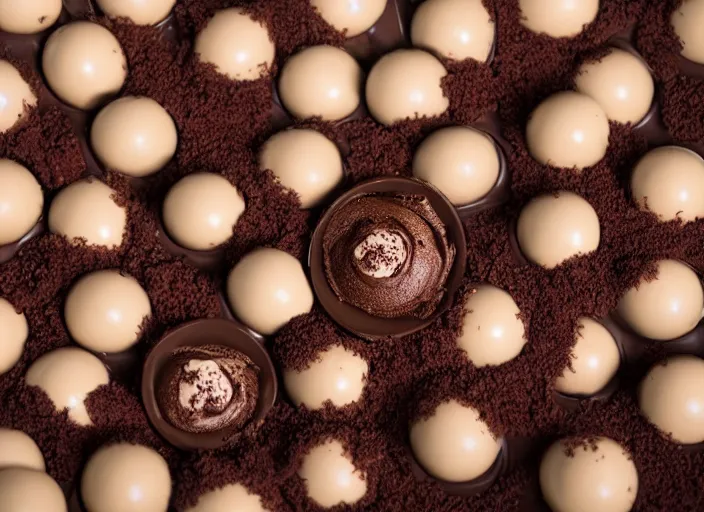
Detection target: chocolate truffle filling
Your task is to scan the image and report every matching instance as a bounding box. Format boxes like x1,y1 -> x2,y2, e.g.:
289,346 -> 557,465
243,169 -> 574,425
323,193 -> 455,319
156,345 -> 259,434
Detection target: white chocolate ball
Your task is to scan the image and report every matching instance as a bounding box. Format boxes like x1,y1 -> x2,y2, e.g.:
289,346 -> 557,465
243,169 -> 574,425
519,0 -> 600,38
42,22 -> 127,110
259,129 -> 344,208
163,173 -> 245,251
0,0 -> 62,34
617,259 -> 703,341
298,439 -> 367,508
186,483 -> 269,512
526,91 -> 610,170
91,96 -> 178,178
97,0 -> 176,25
0,469 -> 66,512
310,0 -> 386,37
0,159 -> 43,246
49,178 -> 127,249
0,297 -> 28,375
64,270 -> 152,353
195,8 -> 275,81
25,347 -> 109,426
0,60 -> 37,133
0,429 -> 45,471
672,0 -> 704,65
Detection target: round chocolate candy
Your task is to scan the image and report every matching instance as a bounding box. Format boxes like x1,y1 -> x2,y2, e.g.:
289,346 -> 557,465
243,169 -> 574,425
97,0 -> 176,25
298,438 -> 368,508
457,285 -> 526,367
540,437 -> 638,512
412,126 -> 500,206
519,0 -> 599,38
195,8 -> 275,81
64,270 -> 152,353
278,45 -> 362,121
0,0 -> 61,34
639,355 -> 704,444
82,443 -> 172,512
0,159 -> 43,246
631,146 -> 704,223
0,429 -> 45,471
25,347 -> 109,426
42,22 -> 127,110
0,60 -> 37,133
366,49 -> 449,126
575,48 -> 654,124
555,317 -> 620,396
617,259 -> 703,341
259,129 -> 344,209
0,297 -> 28,376
163,173 -> 245,251
48,178 -> 127,249
284,344 -> 368,409
517,191 -> 600,269
672,0 -> 704,65
0,469 -> 66,512
310,0 -> 386,37
227,248 -> 314,335
91,96 -> 178,178
410,399 -> 501,482
411,0 -> 495,62
186,483 -> 269,512
526,91 -> 610,170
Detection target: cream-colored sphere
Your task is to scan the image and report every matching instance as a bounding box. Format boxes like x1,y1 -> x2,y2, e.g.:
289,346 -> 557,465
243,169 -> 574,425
411,0 -> 495,62
517,191 -> 600,269
458,285 -> 526,367
555,318 -> 620,395
519,0 -> 599,38
631,146 -> 704,222
163,173 -> 245,251
0,429 -> 45,471
617,259 -> 703,341
672,0 -> 704,65
49,178 -> 127,249
0,0 -> 62,34
284,345 -> 368,409
279,45 -> 362,121
186,483 -> 269,512
42,22 -> 127,110
413,126 -> 500,205
410,399 -> 501,482
259,129 -> 344,208
82,443 -> 172,512
227,248 -> 314,335
540,437 -> 638,512
576,48 -> 654,124
97,0 -> 176,25
0,297 -> 27,376
0,159 -> 42,246
0,469 -> 66,512
64,270 -> 152,353
195,8 -> 275,81
366,49 -> 449,126
25,347 -> 109,426
0,60 -> 37,133
298,439 -> 368,508
639,355 -> 704,444
91,96 -> 178,177
310,0 -> 386,37
526,91 -> 610,169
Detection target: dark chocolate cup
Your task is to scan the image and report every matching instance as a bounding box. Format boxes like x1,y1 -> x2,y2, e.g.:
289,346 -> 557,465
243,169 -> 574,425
309,176 -> 467,339
141,318 -> 278,450
0,221 -> 44,264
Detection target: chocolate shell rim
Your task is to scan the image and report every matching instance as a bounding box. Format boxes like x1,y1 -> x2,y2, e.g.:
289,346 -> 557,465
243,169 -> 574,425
141,318 -> 278,450
309,176 -> 467,340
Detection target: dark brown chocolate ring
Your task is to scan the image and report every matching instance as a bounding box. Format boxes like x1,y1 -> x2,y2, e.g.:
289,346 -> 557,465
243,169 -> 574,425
155,213 -> 227,273
309,176 -> 467,339
552,374 -> 621,412
141,318 -> 278,450
0,220 -> 44,265
344,0 -> 410,66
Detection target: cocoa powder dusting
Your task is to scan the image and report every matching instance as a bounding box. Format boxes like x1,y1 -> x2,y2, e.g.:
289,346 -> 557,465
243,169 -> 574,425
1,0 -> 704,510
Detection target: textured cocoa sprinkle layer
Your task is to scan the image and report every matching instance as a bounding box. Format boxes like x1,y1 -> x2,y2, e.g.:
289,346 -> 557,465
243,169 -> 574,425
2,0 -> 704,510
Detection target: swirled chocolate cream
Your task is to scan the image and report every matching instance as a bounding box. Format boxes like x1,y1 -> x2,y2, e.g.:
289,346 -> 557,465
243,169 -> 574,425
323,193 -> 455,319
156,345 -> 259,434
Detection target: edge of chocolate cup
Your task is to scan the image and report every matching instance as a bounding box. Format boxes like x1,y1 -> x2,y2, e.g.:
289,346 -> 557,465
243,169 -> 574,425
156,213 -> 228,272
141,318 -> 278,450
344,0 -> 410,65
0,220 -> 44,264
552,374 -> 621,412
309,176 -> 467,340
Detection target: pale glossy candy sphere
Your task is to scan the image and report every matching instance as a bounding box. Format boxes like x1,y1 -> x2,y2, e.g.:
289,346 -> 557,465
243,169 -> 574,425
186,483 -> 269,512
97,0 -> 177,25
310,0 -> 386,37
0,429 -> 45,471
0,60 -> 37,133
0,297 -> 28,375
0,159 -> 43,246
672,0 -> 704,64
519,0 -> 599,38
0,469 -> 66,512
0,0 -> 62,34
